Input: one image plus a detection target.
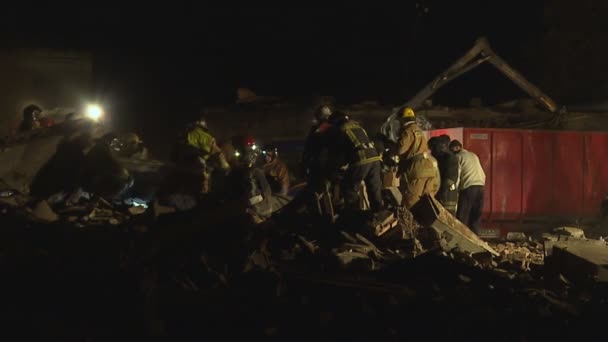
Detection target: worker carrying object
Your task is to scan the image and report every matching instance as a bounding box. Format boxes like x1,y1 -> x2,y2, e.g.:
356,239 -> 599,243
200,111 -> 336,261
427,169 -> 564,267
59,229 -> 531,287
394,107 -> 439,209
326,110 -> 384,212
428,135 -> 459,215
262,144 -> 290,196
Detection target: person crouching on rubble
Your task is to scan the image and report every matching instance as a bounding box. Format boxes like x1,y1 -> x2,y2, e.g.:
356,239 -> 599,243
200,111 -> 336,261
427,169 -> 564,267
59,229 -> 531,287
326,110 -> 384,213
428,135 -> 459,215
110,133 -> 149,160
225,148 -> 274,223
262,144 -> 290,196
394,107 -> 440,233
172,113 -> 230,194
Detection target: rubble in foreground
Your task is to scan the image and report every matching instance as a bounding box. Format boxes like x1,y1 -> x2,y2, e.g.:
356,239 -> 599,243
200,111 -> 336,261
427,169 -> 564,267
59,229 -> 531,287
1,190 -> 607,340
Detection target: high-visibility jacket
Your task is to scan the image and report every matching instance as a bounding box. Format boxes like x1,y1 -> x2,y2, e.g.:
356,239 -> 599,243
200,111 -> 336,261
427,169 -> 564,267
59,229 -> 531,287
186,126 -> 219,159
338,121 -> 382,165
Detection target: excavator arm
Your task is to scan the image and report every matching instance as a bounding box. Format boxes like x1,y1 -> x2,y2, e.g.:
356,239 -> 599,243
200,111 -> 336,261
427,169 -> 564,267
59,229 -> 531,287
404,37 -> 558,112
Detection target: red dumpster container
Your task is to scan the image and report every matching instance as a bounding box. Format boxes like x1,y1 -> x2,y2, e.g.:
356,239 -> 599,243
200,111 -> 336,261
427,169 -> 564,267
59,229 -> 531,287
425,128 -> 608,231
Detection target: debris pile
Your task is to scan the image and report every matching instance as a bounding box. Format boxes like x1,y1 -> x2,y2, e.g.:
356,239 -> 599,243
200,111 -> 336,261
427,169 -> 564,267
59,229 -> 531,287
0,187 -> 151,229
491,241 -> 545,271
2,187 -> 608,340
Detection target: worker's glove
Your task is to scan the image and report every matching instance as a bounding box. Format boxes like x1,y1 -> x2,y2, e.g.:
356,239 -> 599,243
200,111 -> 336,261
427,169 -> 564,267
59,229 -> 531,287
387,154 -> 400,168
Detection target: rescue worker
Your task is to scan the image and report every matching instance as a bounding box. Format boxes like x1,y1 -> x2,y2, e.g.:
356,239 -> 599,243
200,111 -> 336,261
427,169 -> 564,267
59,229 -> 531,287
449,139 -> 486,233
388,107 -> 440,238
279,105 -> 334,217
172,114 -> 230,194
226,147 -> 274,222
428,135 -> 459,215
301,105 -> 333,186
396,107 -> 440,210
18,104 -> 42,133
394,107 -> 439,209
326,111 -> 384,212
81,133 -> 133,200
262,144 -> 290,196
110,133 -> 149,159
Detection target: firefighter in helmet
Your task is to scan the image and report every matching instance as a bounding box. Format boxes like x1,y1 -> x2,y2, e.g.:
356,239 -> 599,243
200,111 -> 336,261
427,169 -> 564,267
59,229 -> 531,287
172,113 -> 229,194
394,107 -> 439,209
326,110 -> 384,212
262,144 -> 290,196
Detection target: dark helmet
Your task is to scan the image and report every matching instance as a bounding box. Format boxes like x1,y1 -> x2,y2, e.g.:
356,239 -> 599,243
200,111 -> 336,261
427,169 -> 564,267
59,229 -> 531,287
328,110 -> 349,125
263,144 -> 278,159
315,105 -> 332,122
438,134 -> 451,145
23,104 -> 42,121
197,117 -> 208,129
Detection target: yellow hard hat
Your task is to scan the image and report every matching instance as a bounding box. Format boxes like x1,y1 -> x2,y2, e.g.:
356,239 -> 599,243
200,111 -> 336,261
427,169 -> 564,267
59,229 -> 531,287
399,107 -> 415,119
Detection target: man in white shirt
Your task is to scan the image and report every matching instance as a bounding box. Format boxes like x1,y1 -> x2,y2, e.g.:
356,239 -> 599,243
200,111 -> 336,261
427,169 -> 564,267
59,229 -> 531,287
449,140 -> 486,234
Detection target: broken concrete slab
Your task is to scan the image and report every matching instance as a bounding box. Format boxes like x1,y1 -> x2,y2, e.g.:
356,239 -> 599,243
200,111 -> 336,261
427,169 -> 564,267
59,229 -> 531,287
544,235 -> 606,257
553,227 -> 585,239
373,211 -> 398,237
550,243 -> 608,285
541,233 -> 559,242
410,194 -> 498,256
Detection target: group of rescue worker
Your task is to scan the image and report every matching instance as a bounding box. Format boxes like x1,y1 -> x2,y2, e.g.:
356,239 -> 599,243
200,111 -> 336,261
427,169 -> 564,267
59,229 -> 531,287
299,104 -> 485,232
172,104 -> 486,233
169,113 -> 292,222
19,100 -> 485,231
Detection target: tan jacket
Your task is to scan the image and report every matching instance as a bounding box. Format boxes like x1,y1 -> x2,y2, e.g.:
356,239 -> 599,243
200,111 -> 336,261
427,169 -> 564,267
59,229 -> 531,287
263,158 -> 290,195
397,121 -> 427,160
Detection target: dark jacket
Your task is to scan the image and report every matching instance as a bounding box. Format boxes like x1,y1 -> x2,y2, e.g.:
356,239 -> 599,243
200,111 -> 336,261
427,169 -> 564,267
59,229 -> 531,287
327,120 -> 381,170
433,150 -> 459,209
301,121 -> 332,183
227,166 -> 273,217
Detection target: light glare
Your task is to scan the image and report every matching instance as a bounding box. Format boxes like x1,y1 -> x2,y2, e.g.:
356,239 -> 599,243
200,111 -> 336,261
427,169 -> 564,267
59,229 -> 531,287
86,104 -> 103,121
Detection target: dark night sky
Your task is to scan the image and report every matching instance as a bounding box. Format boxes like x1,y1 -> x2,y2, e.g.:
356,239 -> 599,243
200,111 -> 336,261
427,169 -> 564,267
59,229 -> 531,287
0,1 -> 568,138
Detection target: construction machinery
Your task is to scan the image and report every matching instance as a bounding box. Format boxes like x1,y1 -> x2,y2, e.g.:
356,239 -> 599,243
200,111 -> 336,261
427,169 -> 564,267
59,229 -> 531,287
381,37 -> 563,142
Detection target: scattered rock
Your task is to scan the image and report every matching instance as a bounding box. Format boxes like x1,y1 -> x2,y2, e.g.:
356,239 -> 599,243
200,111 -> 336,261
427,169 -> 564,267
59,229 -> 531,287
553,227 -> 585,239
31,200 -> 58,222
507,232 -> 527,242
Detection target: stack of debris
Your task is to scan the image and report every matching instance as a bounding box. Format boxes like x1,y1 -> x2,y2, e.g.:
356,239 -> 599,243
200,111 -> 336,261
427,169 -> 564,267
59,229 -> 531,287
2,184 -> 608,339
0,187 -> 152,228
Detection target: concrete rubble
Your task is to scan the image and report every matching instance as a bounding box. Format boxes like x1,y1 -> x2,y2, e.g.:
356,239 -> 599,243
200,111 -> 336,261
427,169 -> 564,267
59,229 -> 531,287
2,182 -> 608,340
